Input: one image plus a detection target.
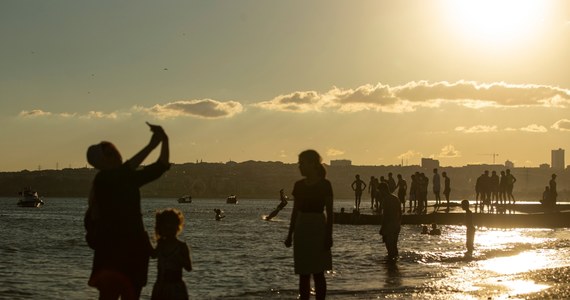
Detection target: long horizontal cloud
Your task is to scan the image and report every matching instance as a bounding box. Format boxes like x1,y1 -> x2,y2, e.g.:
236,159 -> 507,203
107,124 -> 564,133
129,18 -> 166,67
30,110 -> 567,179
254,81 -> 570,113
19,109 -> 122,119
134,99 -> 244,119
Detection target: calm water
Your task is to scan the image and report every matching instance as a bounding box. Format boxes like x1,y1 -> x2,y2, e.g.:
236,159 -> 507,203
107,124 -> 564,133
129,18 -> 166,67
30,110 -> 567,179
2,197 -> 570,299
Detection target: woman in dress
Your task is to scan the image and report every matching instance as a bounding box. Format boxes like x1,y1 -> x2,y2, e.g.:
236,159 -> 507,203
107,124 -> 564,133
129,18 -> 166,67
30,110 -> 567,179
285,150 -> 333,300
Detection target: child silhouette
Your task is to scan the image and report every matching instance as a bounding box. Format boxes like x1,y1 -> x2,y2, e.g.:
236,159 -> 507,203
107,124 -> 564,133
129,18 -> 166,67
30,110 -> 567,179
151,209 -> 192,300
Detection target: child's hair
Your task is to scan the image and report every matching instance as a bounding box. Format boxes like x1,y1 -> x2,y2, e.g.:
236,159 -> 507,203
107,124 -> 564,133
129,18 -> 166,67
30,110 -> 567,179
155,208 -> 184,241
461,199 -> 470,209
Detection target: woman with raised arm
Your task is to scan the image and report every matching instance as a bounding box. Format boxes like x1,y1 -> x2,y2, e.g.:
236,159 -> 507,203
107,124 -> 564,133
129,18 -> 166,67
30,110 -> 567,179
85,122 -> 170,300
285,150 -> 333,300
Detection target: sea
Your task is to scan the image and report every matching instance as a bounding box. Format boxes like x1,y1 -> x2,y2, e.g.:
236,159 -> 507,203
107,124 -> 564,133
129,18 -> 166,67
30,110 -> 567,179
2,197 -> 570,300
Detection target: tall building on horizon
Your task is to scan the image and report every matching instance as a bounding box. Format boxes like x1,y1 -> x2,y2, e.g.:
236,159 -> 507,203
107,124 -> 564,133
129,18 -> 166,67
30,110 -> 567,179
421,158 -> 439,170
551,148 -> 565,170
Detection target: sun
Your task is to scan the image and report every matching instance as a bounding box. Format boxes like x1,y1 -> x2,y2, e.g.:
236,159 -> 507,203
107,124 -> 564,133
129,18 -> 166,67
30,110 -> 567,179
443,0 -> 550,50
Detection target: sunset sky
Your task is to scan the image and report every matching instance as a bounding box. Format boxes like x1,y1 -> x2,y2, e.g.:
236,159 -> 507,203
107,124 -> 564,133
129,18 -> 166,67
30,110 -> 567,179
2,0 -> 570,171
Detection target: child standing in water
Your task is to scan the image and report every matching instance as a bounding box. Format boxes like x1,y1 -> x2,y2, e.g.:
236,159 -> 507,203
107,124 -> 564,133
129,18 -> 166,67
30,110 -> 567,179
151,208 -> 192,300
461,200 -> 475,258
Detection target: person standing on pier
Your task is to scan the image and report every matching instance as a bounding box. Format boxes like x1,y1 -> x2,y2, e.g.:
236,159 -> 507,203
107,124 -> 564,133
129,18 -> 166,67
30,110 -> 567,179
351,174 -> 367,212
432,168 -> 441,209
442,172 -> 451,213
549,174 -> 558,207
395,174 -> 407,213
505,169 -> 517,205
368,176 -> 377,210
379,182 -> 402,260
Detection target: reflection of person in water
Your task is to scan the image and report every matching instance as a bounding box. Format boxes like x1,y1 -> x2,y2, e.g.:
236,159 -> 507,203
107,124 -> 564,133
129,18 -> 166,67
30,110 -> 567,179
214,209 -> 225,221
265,189 -> 289,221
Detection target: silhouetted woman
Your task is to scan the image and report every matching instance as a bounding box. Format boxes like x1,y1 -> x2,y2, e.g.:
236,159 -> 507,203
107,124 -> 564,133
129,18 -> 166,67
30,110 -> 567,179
85,122 -> 170,300
285,150 -> 333,300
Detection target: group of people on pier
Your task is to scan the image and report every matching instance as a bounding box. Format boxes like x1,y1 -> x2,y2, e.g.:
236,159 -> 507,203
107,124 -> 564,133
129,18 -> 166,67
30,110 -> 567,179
352,168 -> 451,215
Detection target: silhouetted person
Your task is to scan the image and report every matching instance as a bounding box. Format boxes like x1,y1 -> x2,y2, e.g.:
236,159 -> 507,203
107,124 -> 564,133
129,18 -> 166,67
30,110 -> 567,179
432,168 -> 441,208
550,174 -> 558,207
420,225 -> 429,234
368,176 -> 377,210
429,223 -> 441,235
442,172 -> 451,213
505,169 -> 517,204
85,122 -> 170,300
461,200 -> 475,258
379,182 -> 402,260
409,174 -> 417,213
372,177 -> 381,212
387,173 -> 396,193
499,170 -> 507,206
490,171 -> 500,207
541,186 -> 551,206
475,171 -> 490,213
351,174 -> 367,212
265,189 -> 289,221
395,174 -> 407,213
418,173 -> 428,214
150,209 -> 192,300
285,150 -> 333,300
214,209 -> 225,221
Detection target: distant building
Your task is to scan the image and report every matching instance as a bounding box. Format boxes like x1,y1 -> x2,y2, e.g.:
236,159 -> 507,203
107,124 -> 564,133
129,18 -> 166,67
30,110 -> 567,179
330,159 -> 352,167
421,158 -> 439,170
551,148 -> 565,170
539,163 -> 550,169
505,160 -> 514,169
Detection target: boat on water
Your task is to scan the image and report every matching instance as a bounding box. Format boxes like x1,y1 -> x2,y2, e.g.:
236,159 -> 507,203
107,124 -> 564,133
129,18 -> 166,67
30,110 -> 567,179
226,195 -> 238,204
177,195 -> 192,203
17,188 -> 44,207
334,204 -> 570,228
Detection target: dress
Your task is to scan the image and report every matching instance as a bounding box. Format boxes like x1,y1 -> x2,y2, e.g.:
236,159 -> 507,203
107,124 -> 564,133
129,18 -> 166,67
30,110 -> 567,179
151,240 -> 191,300
292,178 -> 333,275
88,161 -> 170,290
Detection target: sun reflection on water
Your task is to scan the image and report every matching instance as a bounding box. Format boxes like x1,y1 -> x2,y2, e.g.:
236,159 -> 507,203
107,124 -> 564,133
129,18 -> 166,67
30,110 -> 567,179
479,252 -> 552,275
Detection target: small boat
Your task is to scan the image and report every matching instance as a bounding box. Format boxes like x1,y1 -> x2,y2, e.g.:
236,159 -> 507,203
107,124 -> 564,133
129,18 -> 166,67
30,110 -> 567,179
17,188 -> 44,207
177,195 -> 192,203
226,195 -> 238,204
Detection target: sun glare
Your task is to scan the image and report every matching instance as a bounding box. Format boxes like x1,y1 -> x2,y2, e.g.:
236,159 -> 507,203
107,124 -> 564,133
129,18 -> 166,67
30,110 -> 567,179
444,0 -> 550,50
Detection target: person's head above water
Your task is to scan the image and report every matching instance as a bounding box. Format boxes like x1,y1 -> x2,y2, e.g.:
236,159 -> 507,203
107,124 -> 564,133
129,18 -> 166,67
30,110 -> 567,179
86,141 -> 122,170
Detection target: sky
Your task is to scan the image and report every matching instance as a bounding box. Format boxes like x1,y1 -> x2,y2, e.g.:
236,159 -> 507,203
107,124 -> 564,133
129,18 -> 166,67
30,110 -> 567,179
1,0 -> 570,171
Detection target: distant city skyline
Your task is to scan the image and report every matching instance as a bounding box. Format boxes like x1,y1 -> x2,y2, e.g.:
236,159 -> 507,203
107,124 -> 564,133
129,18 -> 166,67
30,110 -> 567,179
2,1 -> 570,171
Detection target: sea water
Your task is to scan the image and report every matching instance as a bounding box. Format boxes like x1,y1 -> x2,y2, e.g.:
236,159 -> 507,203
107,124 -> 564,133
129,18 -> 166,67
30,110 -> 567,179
2,197 -> 570,299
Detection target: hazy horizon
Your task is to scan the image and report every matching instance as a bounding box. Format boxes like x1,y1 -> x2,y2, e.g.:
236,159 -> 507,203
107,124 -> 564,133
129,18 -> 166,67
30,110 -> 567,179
2,1 -> 570,172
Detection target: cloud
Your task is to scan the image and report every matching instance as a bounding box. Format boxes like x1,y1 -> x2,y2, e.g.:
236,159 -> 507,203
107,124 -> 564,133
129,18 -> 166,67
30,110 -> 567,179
520,124 -> 548,133
397,150 -> 422,160
254,80 -> 570,113
326,148 -> 345,157
439,145 -> 461,158
19,109 -> 52,117
455,125 -> 498,133
552,119 -> 570,131
134,99 -> 244,119
254,91 -> 324,112
18,109 -> 123,119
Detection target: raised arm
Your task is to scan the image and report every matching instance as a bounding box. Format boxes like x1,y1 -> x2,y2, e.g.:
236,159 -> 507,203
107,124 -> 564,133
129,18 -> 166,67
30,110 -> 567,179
127,122 -> 162,169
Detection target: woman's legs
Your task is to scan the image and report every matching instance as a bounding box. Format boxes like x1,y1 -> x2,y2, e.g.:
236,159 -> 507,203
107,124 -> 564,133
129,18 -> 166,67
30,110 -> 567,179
299,274 -> 311,300
313,272 -> 327,300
